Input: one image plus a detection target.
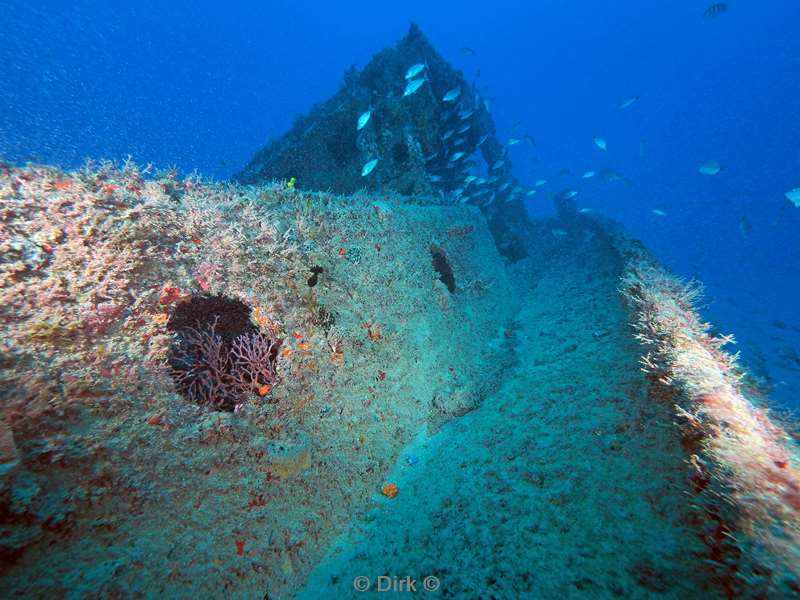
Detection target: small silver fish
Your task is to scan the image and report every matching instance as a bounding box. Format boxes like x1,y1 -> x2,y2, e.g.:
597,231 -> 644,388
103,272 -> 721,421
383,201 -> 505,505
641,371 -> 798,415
508,138 -> 521,145
403,78 -> 426,97
786,188 -> 800,208
492,160 -> 505,170
699,160 -> 721,175
554,190 -> 578,201
477,134 -> 489,146
457,124 -> 471,134
652,209 -> 667,216
578,208 -> 592,213
442,87 -> 461,102
442,129 -> 455,140
739,216 -> 752,238
356,110 -> 371,131
459,110 -> 474,120
534,179 -> 547,187
582,171 -> 596,179
449,151 -> 465,162
361,158 -> 379,176
405,63 -> 426,79
593,136 -> 608,151
599,169 -> 623,181
619,96 -> 640,109
429,175 -> 442,182
704,3 -> 728,18
526,189 -> 537,196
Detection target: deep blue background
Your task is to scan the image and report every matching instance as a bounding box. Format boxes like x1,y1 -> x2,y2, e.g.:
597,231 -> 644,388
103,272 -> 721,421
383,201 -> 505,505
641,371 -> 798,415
2,0 -> 799,409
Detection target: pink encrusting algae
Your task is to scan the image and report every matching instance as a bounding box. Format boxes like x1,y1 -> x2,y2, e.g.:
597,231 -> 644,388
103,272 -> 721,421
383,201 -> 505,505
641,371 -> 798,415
619,241 -> 800,592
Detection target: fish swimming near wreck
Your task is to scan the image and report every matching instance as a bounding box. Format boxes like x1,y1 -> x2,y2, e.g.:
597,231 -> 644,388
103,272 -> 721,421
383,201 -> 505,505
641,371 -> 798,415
361,158 -> 379,176
704,3 -> 728,18
405,63 -> 426,79
442,87 -> 461,102
598,169 -> 625,182
739,216 -> 752,238
785,188 -> 800,208
619,96 -> 640,109
403,78 -> 426,97
356,110 -> 371,131
554,189 -> 578,202
699,160 -> 722,175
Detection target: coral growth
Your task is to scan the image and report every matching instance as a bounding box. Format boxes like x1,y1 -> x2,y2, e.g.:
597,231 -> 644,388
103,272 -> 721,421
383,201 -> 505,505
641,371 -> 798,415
0,156 -> 515,598
0,160 -> 308,565
0,161 -> 303,421
169,316 -> 280,411
165,283 -> 282,412
619,243 -> 800,591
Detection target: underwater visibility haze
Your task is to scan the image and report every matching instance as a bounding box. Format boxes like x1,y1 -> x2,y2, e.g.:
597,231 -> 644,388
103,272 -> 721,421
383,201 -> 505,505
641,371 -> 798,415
1,1 -> 800,598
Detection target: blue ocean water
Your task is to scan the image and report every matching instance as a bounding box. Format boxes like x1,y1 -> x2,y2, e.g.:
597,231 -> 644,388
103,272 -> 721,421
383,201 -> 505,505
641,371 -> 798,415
1,0 -> 798,410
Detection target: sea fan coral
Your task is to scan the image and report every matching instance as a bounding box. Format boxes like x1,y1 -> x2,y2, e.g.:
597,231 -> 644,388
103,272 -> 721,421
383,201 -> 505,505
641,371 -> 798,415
168,298 -> 281,412
230,330 -> 281,393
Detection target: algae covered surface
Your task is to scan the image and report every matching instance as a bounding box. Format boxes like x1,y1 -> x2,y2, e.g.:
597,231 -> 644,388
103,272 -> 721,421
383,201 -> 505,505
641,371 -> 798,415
0,162 -> 519,597
301,235 -> 706,599
0,161 -> 743,598
1,161 -> 799,598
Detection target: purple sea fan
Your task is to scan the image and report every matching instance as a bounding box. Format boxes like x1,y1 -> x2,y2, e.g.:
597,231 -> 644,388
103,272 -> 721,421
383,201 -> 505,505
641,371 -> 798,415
169,315 -> 281,411
230,330 -> 281,395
